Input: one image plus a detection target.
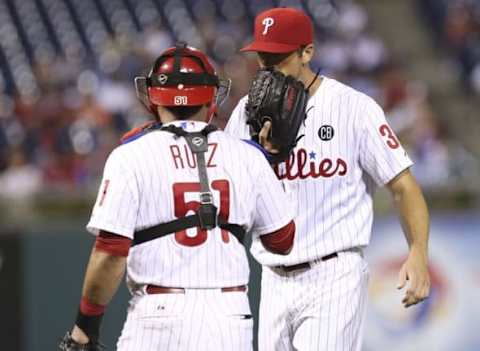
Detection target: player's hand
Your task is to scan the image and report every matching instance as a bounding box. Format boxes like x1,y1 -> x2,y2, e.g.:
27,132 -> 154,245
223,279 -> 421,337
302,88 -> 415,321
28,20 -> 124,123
71,325 -> 89,344
258,121 -> 280,154
397,248 -> 430,308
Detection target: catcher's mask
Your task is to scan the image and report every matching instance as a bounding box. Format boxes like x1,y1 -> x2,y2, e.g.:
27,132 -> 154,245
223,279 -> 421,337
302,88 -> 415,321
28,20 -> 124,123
135,42 -> 231,121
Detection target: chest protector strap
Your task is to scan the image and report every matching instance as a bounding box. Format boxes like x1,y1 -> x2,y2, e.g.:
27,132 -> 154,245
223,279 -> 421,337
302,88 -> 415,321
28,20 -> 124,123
132,124 -> 245,247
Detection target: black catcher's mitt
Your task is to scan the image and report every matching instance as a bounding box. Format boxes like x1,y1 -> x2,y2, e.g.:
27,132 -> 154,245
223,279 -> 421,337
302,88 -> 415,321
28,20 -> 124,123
58,332 -> 105,351
245,68 -> 308,163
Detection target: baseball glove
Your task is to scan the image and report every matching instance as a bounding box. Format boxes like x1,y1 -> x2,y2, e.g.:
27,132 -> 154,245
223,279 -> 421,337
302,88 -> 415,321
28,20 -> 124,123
58,332 -> 105,351
245,68 -> 308,163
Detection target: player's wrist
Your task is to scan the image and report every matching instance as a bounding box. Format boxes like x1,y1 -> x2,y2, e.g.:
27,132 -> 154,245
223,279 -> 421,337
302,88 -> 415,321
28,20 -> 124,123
80,296 -> 106,315
241,139 -> 284,165
75,297 -> 106,343
408,245 -> 428,261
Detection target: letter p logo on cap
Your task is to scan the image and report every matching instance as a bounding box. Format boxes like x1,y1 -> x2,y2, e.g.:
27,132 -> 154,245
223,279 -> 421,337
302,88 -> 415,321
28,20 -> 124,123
241,8 -> 313,53
262,17 -> 274,35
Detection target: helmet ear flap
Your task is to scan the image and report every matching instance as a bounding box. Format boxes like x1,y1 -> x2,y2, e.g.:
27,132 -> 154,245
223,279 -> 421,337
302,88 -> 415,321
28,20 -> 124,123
215,78 -> 231,107
206,100 -> 217,123
135,76 -> 157,114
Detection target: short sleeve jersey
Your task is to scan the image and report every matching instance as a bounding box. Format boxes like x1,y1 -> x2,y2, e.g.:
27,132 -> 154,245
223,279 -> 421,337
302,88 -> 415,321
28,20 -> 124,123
225,77 -> 413,266
87,121 -> 293,289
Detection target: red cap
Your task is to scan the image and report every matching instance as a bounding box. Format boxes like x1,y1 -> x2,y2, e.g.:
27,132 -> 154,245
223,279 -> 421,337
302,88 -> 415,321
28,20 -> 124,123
241,8 -> 314,53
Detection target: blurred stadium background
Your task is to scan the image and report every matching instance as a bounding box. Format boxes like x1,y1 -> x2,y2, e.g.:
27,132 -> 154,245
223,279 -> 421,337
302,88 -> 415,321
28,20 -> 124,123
0,0 -> 478,350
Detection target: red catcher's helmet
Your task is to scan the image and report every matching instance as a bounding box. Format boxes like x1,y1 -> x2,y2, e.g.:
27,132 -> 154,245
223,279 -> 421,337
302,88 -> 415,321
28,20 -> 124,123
135,42 -> 230,119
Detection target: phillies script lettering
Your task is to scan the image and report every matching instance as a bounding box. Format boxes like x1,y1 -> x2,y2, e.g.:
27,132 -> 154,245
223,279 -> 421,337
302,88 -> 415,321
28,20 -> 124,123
274,148 -> 348,180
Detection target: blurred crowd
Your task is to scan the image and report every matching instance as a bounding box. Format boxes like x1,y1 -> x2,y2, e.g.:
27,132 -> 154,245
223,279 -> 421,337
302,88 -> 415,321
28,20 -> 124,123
419,0 -> 480,94
0,0 -> 477,202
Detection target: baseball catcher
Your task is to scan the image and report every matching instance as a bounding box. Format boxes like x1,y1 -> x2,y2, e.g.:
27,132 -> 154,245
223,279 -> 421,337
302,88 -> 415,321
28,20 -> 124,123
59,42 -> 296,351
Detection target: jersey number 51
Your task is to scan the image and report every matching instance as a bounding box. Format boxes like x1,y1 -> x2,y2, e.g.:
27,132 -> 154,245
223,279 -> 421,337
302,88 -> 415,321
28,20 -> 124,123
173,180 -> 230,247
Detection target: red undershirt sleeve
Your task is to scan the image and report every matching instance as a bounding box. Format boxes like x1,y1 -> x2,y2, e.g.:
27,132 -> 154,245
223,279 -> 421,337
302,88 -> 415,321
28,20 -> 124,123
260,220 -> 295,255
94,231 -> 132,257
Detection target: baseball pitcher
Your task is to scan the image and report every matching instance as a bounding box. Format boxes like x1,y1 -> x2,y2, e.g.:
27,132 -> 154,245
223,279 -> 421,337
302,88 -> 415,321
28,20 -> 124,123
59,43 -> 295,351
226,8 -> 431,351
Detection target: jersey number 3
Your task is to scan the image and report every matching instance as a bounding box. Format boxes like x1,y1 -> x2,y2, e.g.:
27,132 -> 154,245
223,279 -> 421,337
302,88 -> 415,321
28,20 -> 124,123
173,180 -> 230,247
379,124 -> 400,149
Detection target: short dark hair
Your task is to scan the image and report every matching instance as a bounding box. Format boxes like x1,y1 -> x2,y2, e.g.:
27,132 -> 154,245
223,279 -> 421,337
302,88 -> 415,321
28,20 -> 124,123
258,46 -> 306,67
165,105 -> 203,120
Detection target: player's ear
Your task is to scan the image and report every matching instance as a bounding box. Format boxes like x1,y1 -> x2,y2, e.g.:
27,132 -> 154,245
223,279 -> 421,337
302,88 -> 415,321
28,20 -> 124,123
301,44 -> 314,65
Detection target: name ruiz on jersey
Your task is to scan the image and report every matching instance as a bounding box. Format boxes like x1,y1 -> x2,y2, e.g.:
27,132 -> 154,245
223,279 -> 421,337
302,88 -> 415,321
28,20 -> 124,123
169,142 -> 219,169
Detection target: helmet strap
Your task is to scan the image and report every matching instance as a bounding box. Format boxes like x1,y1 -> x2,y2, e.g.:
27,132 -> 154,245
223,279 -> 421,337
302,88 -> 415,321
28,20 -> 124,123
206,102 -> 218,123
172,41 -> 186,74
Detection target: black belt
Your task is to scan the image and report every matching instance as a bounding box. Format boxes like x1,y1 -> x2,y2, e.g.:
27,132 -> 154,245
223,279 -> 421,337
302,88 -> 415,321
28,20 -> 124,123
276,252 -> 338,273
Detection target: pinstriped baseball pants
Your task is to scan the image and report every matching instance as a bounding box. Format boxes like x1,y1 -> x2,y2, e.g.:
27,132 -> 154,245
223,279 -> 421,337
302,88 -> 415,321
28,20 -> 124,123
258,250 -> 369,351
117,289 -> 253,350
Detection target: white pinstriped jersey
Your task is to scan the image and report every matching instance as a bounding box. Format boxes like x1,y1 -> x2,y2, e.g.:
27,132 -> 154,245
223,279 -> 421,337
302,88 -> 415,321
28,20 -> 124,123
226,76 -> 413,266
87,120 -> 293,290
